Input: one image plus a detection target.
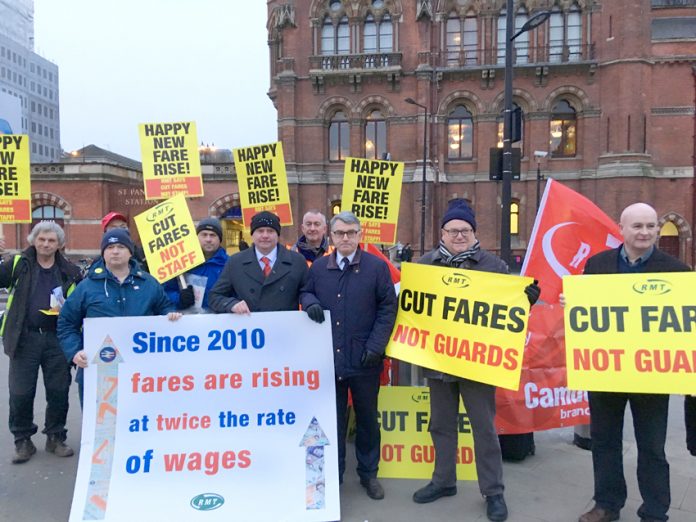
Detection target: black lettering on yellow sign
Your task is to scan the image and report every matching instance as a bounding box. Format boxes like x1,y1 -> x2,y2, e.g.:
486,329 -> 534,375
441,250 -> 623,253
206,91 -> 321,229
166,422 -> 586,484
0,136 -> 23,151
568,306 -> 629,332
349,158 -> 399,176
147,215 -> 191,252
441,296 -> 525,333
640,305 -> 696,332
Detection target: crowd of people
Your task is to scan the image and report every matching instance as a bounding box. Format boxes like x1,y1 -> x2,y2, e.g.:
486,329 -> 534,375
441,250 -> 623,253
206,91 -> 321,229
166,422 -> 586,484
1,199 -> 689,522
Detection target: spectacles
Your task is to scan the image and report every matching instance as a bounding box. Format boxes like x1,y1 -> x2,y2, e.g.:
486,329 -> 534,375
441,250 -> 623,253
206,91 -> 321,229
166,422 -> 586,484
332,229 -> 359,238
443,228 -> 474,238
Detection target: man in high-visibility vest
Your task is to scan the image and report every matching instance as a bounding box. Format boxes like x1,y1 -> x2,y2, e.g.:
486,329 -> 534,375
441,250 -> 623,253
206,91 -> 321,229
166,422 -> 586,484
1,221 -> 81,464
292,210 -> 332,264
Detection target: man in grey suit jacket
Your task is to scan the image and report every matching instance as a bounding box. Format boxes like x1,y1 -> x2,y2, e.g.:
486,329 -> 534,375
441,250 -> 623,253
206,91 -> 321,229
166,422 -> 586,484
208,211 -> 308,314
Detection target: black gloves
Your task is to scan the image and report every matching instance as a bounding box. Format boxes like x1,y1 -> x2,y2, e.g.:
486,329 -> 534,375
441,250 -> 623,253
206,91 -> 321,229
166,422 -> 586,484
179,286 -> 195,309
361,350 -> 382,368
524,280 -> 541,307
306,304 -> 325,323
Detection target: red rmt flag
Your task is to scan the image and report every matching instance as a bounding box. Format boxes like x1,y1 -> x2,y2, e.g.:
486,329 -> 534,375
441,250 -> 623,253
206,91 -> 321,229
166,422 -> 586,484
521,179 -> 621,303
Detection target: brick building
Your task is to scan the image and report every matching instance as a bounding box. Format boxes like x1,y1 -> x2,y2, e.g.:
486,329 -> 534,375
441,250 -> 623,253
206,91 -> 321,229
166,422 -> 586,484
266,0 -> 696,268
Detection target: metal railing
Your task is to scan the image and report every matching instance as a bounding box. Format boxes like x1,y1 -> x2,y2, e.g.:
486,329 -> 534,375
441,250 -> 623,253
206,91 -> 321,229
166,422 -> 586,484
418,43 -> 595,68
309,52 -> 402,71
652,0 -> 696,7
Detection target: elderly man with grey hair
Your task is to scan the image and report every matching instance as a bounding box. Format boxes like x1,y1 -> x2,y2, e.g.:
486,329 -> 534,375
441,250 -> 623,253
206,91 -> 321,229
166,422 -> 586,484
0,221 -> 81,464
301,211 -> 397,500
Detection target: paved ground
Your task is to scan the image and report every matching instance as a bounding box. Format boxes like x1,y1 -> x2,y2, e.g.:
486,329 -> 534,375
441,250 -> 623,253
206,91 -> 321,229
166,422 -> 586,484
0,347 -> 694,521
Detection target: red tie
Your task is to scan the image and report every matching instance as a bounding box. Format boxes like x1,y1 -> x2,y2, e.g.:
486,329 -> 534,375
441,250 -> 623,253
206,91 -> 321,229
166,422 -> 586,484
261,256 -> 272,277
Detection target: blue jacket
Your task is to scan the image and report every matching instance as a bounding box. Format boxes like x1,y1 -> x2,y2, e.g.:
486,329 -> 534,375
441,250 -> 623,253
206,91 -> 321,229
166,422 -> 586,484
162,247 -> 228,311
57,258 -> 175,363
300,248 -> 397,378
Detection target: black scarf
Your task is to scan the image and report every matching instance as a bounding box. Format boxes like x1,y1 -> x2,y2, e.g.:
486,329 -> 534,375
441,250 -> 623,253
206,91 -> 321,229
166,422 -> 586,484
438,240 -> 480,267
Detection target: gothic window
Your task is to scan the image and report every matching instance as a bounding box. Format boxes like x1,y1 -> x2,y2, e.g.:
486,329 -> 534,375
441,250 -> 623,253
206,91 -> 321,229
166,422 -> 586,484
446,14 -> 477,66
549,100 -> 577,157
321,15 -> 350,56
32,205 -> 65,227
498,9 -> 530,64
548,3 -> 582,63
365,109 -> 386,159
511,200 -> 520,235
447,105 -> 474,160
329,110 -> 350,161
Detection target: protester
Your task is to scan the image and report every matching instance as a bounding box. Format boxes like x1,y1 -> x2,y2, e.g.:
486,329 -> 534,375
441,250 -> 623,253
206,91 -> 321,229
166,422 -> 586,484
411,199 -> 539,522
401,242 -> 413,262
292,210 -> 331,264
301,211 -> 397,500
58,229 -> 181,406
100,211 -> 148,270
575,202 -> 689,522
163,217 -> 228,312
1,221 -> 82,463
209,211 -> 307,314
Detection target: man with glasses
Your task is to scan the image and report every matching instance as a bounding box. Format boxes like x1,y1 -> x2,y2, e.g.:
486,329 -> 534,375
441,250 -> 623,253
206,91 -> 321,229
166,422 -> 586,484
292,210 -> 331,264
301,211 -> 397,500
411,199 -> 539,522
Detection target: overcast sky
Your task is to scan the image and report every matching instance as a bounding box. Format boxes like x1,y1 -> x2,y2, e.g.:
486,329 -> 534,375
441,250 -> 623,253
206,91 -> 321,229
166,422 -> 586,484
34,0 -> 277,160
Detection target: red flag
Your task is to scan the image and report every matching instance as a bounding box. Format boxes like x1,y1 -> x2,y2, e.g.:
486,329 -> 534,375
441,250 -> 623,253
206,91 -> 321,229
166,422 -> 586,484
364,243 -> 401,286
521,179 -> 621,303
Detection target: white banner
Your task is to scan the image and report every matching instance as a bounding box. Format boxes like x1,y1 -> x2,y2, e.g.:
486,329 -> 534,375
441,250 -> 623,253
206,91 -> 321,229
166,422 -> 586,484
70,312 -> 339,522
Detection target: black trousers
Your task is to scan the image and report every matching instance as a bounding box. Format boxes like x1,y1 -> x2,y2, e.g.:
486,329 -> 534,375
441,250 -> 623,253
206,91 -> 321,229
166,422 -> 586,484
335,373 -> 381,481
8,330 -> 72,442
589,391 -> 670,521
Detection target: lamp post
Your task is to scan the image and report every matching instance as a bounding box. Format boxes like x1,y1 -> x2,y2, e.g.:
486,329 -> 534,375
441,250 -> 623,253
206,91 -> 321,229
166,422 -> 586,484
405,97 -> 428,256
501,6 -> 551,265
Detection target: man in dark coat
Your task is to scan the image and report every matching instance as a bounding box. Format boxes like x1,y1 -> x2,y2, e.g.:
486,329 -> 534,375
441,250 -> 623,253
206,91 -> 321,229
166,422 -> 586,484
301,211 -> 397,500
209,211 -> 307,314
411,199 -> 539,522
577,203 -> 690,522
292,209 -> 331,264
1,221 -> 81,463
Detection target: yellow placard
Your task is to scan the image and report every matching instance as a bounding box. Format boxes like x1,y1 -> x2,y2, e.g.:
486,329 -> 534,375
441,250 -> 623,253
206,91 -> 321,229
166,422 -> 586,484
134,194 -> 204,283
378,386 -> 476,480
564,272 -> 696,394
0,134 -> 31,222
386,263 -> 532,390
341,157 -> 404,244
138,121 -> 203,200
233,142 -> 292,226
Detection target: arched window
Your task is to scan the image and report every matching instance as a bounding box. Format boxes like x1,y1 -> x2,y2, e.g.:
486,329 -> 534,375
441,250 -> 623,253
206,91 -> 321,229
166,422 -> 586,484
446,16 -> 461,65
567,5 -> 582,61
658,221 -> 680,259
447,14 -> 477,66
364,15 -> 377,53
447,106 -> 474,160
548,7 -> 564,63
329,110 -> 350,161
547,4 -> 582,63
321,16 -> 335,55
497,103 -> 524,154
497,10 -> 507,65
364,13 -> 393,67
379,14 -> 393,53
510,200 -> 520,235
550,100 -> 577,157
331,200 -> 342,216
32,205 -> 65,227
337,16 -> 350,54
462,15 -> 477,65
514,8 -> 529,64
365,109 -> 386,159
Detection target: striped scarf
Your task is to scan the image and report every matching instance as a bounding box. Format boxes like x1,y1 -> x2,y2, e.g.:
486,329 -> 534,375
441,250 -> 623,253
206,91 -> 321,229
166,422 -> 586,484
438,240 -> 480,267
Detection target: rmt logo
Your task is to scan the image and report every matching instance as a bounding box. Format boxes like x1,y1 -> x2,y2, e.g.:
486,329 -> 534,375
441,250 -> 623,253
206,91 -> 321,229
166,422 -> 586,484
441,273 -> 471,288
632,279 -> 672,296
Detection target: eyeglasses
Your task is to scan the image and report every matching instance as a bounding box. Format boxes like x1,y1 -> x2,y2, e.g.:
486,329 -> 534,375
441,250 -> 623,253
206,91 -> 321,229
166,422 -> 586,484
332,229 -> 359,238
442,228 -> 474,238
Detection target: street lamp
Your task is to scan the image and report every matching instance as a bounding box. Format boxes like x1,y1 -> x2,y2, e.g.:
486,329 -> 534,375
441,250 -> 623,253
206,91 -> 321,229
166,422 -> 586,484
405,97 -> 428,256
501,6 -> 551,265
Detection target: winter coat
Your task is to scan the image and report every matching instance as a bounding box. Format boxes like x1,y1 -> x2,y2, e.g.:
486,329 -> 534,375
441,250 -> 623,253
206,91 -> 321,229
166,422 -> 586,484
300,248 -> 397,378
583,246 -> 689,275
57,258 -> 175,363
418,246 -> 509,382
292,235 -> 331,264
162,247 -> 228,310
208,245 -> 308,313
0,246 -> 81,358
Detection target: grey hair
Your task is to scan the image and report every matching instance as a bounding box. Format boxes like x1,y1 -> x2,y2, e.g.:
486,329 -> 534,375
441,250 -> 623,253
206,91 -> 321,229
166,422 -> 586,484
302,209 -> 327,225
330,211 -> 361,231
27,220 -> 66,247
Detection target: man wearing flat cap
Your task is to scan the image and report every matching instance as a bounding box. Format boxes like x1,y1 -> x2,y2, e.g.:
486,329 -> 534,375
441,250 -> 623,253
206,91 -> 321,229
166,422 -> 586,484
163,217 -> 228,313
209,211 -> 307,314
411,199 -> 540,522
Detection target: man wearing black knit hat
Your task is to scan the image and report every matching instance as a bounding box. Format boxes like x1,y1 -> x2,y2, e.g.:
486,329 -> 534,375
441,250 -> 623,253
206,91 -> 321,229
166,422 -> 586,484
411,199 -> 540,522
209,211 -> 307,314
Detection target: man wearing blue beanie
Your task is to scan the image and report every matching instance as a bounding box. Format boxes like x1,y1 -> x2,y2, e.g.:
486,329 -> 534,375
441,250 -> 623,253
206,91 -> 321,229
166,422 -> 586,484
411,199 -> 540,522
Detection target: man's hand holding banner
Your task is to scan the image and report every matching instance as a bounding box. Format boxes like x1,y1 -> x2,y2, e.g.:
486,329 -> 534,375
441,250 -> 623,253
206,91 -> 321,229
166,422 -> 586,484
386,263 -> 531,391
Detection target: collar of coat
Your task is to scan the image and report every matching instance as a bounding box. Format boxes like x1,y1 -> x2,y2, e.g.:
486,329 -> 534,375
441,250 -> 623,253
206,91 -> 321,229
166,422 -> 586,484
327,247 -> 363,269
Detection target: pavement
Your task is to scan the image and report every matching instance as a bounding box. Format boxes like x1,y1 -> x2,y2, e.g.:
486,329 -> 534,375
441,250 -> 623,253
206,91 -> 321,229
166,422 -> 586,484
1,348 -> 695,521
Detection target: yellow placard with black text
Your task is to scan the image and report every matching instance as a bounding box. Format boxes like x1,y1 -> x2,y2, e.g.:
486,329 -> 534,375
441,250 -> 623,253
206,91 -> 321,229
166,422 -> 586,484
0,134 -> 31,222
233,142 -> 292,226
341,157 -> 404,244
134,194 -> 204,283
378,386 -> 477,480
139,121 -> 203,200
386,263 -> 532,390
564,272 -> 696,394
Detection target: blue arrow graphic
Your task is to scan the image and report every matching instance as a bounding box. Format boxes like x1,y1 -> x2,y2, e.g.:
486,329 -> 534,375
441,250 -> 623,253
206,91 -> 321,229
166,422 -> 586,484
83,336 -> 123,520
299,416 -> 330,510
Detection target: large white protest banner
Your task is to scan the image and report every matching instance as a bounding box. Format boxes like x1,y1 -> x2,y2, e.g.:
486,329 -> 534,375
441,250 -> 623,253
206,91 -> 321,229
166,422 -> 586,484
70,312 -> 339,522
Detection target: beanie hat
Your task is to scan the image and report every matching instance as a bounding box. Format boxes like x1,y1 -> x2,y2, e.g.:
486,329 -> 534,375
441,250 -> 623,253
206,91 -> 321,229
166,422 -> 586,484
101,211 -> 128,231
250,211 -> 281,235
441,199 -> 477,231
101,228 -> 135,255
196,217 -> 223,241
